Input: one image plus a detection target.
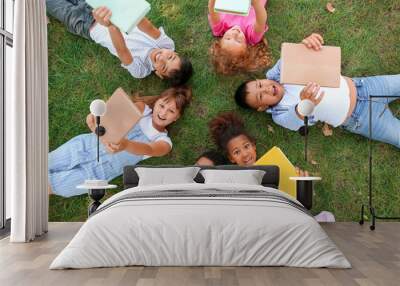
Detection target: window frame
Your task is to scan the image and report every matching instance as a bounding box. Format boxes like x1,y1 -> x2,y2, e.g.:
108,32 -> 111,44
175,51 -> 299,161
0,0 -> 13,235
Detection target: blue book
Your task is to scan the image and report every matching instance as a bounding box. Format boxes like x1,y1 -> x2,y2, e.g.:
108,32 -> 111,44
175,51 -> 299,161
87,0 -> 151,34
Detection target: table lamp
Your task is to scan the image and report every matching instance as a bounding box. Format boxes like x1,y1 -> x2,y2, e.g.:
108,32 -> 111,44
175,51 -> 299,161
90,99 -> 107,162
297,99 -> 315,161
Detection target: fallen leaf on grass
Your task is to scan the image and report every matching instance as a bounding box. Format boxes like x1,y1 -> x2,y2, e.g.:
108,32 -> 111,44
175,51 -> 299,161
267,124 -> 275,133
195,105 -> 208,118
326,2 -> 335,13
322,123 -> 333,136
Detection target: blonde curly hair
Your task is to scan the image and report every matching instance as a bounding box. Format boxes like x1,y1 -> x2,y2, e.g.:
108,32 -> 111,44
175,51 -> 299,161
209,38 -> 272,75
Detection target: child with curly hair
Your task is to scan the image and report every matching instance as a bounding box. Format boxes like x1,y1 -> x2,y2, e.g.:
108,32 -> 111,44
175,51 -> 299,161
209,111 -> 307,176
208,112 -> 337,222
208,0 -> 272,75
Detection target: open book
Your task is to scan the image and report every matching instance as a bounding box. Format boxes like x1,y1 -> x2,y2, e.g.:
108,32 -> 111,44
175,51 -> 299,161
87,0 -> 151,34
214,0 -> 251,16
281,43 -> 341,88
100,88 -> 143,144
255,146 -> 297,198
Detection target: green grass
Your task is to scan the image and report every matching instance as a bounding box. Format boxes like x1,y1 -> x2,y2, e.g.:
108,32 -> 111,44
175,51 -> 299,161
48,0 -> 400,222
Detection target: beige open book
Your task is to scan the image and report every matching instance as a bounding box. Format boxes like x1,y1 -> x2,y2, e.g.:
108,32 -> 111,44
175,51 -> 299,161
281,43 -> 341,88
100,88 -> 143,144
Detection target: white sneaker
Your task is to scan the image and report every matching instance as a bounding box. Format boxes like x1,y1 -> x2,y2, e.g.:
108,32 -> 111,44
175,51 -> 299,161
314,211 -> 335,222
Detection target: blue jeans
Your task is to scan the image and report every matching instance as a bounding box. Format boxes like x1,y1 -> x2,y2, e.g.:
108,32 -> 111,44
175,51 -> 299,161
46,0 -> 94,40
342,75 -> 400,148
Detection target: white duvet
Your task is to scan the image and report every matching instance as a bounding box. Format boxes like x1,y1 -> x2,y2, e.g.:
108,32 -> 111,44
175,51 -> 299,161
50,183 -> 351,269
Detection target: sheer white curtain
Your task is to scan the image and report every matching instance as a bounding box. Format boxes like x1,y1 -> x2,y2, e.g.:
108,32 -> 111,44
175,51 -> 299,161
8,0 -> 48,242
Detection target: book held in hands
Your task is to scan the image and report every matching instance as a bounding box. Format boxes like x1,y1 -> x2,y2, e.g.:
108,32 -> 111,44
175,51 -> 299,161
87,0 -> 151,34
214,0 -> 251,16
281,43 -> 341,88
100,88 -> 143,144
255,146 -> 297,198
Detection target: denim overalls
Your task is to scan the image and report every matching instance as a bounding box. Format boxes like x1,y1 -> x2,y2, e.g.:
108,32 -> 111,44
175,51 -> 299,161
49,106 -> 172,197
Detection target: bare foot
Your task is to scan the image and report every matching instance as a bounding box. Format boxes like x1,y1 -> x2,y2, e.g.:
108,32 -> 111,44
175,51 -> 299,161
295,167 -> 310,177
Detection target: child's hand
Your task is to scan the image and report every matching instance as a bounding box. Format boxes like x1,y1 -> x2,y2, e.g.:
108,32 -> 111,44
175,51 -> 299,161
300,82 -> 325,106
86,114 -> 96,132
93,6 -> 112,27
105,139 -> 128,154
295,167 -> 310,177
302,33 -> 324,51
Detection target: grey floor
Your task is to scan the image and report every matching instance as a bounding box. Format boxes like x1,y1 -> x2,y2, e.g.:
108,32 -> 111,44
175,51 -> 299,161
0,222 -> 399,286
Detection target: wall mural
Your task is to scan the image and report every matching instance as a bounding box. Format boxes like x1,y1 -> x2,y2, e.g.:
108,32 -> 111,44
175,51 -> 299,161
46,0 -> 400,222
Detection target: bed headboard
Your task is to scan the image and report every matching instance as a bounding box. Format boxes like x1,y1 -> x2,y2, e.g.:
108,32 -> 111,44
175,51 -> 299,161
123,165 -> 280,189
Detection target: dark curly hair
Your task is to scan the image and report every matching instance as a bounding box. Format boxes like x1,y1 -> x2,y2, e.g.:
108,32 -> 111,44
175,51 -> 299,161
208,112 -> 255,153
166,56 -> 193,86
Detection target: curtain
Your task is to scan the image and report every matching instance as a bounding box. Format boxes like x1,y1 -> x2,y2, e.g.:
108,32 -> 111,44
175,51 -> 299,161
9,0 -> 48,242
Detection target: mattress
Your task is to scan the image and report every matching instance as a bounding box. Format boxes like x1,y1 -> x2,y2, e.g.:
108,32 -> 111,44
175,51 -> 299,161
50,183 -> 351,269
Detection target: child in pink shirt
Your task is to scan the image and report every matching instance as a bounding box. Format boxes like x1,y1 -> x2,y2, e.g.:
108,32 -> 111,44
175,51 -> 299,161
208,0 -> 271,75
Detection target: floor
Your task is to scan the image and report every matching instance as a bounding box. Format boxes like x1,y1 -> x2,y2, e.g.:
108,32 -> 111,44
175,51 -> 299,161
0,222 -> 399,286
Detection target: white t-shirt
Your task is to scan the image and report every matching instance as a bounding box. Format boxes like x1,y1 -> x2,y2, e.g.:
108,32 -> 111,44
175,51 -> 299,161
268,76 -> 350,129
90,25 -> 175,79
286,76 -> 350,127
139,105 -> 172,159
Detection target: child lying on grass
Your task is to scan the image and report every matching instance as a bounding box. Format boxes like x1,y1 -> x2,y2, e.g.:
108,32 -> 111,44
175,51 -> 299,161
208,0 -> 272,75
48,86 -> 192,197
235,33 -> 400,148
208,111 -> 309,176
208,111 -> 335,222
46,0 -> 193,85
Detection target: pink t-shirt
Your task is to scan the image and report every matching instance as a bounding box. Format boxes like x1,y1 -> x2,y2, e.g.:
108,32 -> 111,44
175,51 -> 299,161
208,0 -> 268,45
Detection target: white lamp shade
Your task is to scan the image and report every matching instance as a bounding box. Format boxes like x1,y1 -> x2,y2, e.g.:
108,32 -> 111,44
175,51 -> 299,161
90,99 -> 107,117
297,99 -> 315,117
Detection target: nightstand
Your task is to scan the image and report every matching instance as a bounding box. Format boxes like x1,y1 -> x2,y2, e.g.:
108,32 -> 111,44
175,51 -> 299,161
289,177 -> 322,210
77,184 -> 117,216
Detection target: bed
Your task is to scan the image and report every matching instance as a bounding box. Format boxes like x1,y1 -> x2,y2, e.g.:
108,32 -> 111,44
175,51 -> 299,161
50,165 -> 351,269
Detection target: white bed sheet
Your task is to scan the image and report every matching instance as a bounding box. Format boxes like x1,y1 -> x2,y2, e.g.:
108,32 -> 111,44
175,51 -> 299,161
50,183 -> 351,269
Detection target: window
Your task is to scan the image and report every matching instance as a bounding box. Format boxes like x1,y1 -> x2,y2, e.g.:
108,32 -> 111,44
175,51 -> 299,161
1,0 -> 14,234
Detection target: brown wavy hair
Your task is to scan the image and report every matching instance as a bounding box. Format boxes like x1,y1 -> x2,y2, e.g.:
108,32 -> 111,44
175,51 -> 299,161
209,112 -> 255,153
132,86 -> 193,116
209,38 -> 272,75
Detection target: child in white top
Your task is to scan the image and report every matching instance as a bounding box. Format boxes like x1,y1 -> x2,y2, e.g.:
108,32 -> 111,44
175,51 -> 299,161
235,33 -> 400,148
46,0 -> 193,85
48,86 -> 193,197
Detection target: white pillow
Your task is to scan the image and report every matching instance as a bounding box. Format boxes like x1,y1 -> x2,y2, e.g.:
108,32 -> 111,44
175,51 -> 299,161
200,169 -> 266,185
136,167 -> 201,186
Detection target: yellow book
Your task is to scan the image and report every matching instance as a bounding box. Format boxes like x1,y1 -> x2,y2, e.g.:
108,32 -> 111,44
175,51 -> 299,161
255,147 -> 297,198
